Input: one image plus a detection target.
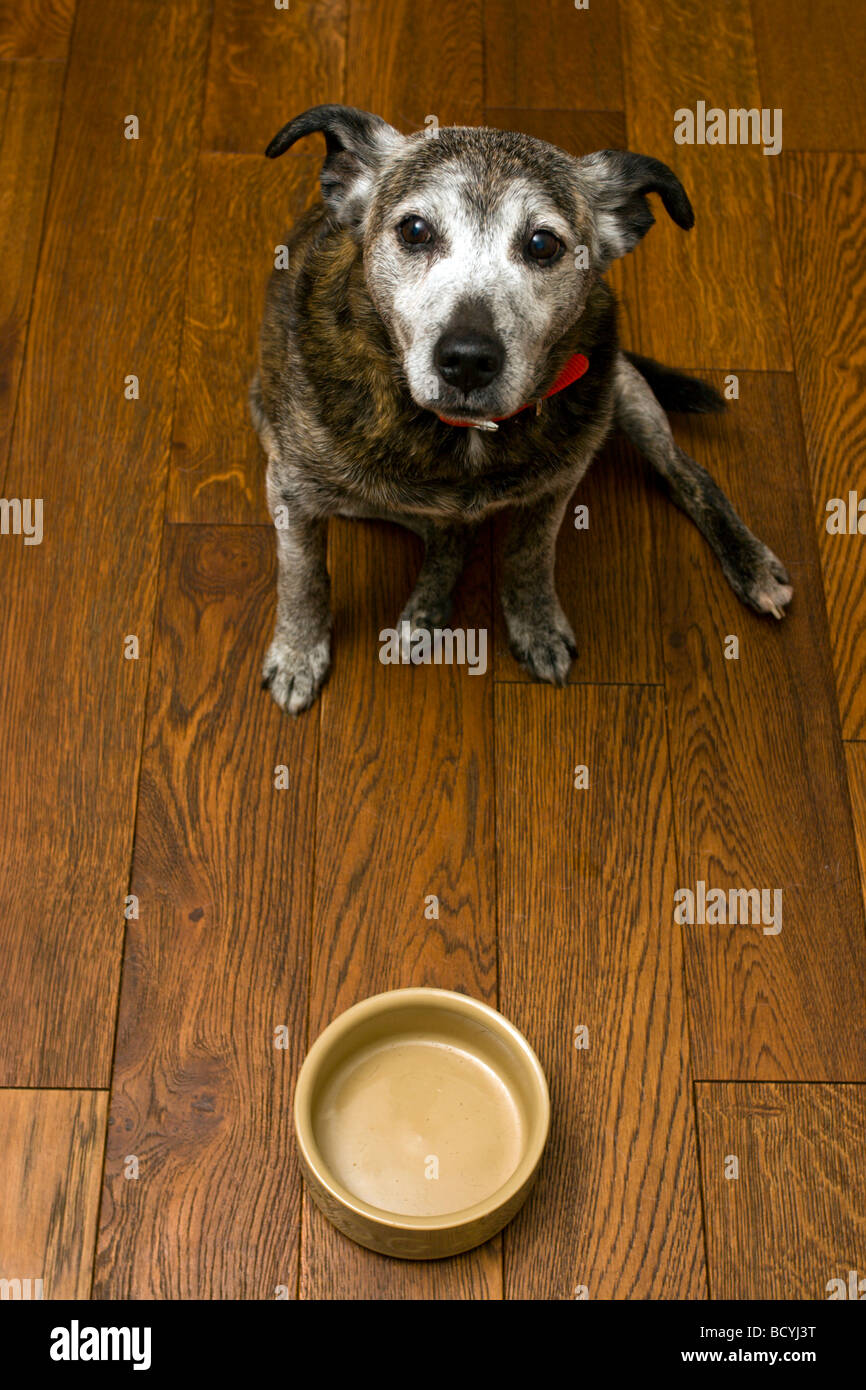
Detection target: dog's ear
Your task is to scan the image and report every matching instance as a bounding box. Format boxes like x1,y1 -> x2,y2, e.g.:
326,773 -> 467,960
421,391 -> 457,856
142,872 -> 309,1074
266,104 -> 404,233
575,150 -> 694,269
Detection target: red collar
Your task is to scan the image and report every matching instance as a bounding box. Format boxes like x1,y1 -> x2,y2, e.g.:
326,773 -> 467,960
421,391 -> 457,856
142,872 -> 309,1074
437,351 -> 589,428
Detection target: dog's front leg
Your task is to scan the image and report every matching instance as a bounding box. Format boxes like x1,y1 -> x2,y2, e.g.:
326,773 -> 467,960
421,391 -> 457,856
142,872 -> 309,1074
397,517 -> 476,650
500,488 -> 577,685
262,482 -> 332,714
614,354 -> 792,617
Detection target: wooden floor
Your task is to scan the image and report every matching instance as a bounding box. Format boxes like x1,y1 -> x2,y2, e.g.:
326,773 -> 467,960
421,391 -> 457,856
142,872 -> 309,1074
1,0 -> 865,1300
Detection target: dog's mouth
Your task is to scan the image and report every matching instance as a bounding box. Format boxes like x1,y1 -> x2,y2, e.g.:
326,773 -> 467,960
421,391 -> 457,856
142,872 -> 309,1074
426,402 -> 510,431
412,381 -> 525,426
433,398 -> 499,421
425,386 -> 533,428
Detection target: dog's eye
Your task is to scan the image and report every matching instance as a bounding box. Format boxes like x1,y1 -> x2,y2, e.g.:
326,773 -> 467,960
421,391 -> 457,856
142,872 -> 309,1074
526,229 -> 563,263
398,215 -> 434,247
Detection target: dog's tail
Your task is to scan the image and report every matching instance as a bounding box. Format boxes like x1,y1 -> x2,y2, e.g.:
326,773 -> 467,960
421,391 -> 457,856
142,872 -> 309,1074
623,351 -> 726,414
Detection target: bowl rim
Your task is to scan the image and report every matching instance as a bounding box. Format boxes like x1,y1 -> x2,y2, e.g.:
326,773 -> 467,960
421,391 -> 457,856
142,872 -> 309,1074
294,986 -> 551,1232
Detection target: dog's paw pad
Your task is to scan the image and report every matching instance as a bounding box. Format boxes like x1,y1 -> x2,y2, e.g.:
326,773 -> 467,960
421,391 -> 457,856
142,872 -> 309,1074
744,548 -> 793,621
262,635 -> 330,714
398,596 -> 452,632
396,596 -> 454,660
506,610 -> 577,686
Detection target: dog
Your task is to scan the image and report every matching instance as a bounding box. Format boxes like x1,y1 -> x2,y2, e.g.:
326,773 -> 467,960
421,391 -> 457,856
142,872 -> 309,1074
251,104 -> 792,713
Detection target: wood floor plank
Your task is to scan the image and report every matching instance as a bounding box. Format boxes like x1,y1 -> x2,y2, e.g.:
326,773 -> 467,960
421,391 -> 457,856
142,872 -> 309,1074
0,1090 -> 107,1299
347,0 -> 483,131
655,371 -> 866,1079
844,743 -> 866,918
0,53 -> 10,133
168,153 -> 318,524
0,0 -> 75,60
775,154 -> 866,739
621,0 -> 791,370
301,517 -> 499,1298
0,61 -> 64,481
751,0 -> 866,151
496,684 -> 705,1299
94,525 -> 315,1299
696,1083 -> 866,1299
484,108 -> 626,155
484,0 -> 623,112
0,0 -> 212,1087
203,0 -> 346,155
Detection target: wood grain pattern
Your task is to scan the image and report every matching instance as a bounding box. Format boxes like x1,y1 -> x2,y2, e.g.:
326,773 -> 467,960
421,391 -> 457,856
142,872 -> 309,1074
655,372 -> 866,1079
301,516 -> 499,1298
0,1090 -> 107,1299
497,684 -> 705,1299
696,1083 -> 866,1299
94,526 -> 316,1299
0,0 -> 75,60
621,0 -> 791,370
168,153 -> 319,524
347,0 -> 483,131
0,0 -> 212,1087
775,154 -> 866,739
485,108 -> 627,155
203,0 -> 346,155
751,0 -> 866,151
0,55 -> 9,136
845,743 -> 866,917
484,0 -> 623,112
0,61 -> 64,481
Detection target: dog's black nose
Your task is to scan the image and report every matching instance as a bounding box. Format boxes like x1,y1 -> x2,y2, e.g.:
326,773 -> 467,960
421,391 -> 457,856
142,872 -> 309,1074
434,330 -> 504,394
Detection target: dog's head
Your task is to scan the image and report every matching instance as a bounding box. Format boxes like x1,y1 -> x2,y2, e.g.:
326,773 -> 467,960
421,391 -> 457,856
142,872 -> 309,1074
267,105 -> 694,422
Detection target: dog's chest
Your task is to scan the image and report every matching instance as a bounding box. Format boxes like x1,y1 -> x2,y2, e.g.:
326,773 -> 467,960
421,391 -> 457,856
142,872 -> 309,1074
315,415 -> 593,520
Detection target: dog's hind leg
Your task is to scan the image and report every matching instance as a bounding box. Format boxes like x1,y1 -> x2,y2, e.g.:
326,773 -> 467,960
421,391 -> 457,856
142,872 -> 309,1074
613,353 -> 792,618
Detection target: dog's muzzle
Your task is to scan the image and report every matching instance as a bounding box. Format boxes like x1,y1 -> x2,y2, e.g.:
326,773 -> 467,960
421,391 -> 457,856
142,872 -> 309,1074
436,350 -> 591,430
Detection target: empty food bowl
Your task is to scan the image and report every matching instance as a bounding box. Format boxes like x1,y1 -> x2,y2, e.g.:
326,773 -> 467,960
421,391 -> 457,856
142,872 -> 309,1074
294,987 -> 550,1259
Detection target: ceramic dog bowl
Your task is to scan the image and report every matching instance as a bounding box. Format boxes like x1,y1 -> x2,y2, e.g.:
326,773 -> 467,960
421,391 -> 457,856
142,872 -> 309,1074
294,987 -> 550,1259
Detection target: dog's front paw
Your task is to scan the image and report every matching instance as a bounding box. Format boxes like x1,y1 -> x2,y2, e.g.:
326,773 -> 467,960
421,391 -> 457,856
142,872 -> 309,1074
262,635 -> 331,714
727,541 -> 793,621
396,591 -> 454,659
504,601 -> 577,686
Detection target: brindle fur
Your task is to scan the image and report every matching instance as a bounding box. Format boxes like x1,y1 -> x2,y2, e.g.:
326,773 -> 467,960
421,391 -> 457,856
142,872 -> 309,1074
251,106 -> 791,712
